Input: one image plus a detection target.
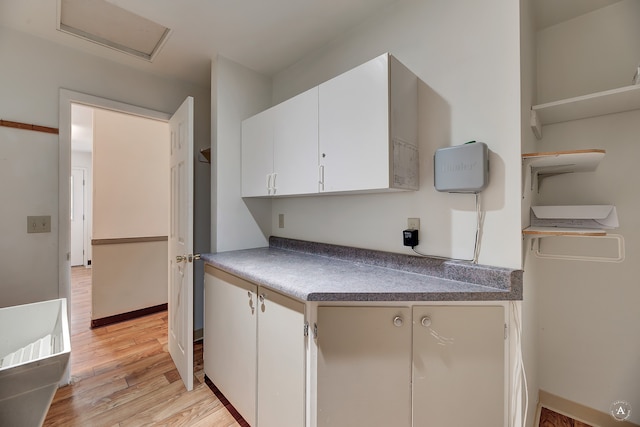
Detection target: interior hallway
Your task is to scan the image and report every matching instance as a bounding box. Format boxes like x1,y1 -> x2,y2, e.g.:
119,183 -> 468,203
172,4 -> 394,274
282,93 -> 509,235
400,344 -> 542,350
43,266 -> 242,426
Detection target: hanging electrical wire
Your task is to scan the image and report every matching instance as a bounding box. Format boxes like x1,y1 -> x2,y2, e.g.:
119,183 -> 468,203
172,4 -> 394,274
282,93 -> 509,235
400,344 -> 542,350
412,192 -> 484,264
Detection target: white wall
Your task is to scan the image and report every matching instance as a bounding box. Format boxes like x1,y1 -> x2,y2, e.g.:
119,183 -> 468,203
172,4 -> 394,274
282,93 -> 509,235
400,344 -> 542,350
91,108 -> 169,319
92,108 -> 169,239
0,26 -> 210,331
536,0 -> 640,103
92,241 -> 168,319
534,1 -> 640,422
212,56 -> 273,253
0,127 -> 59,307
267,0 -> 522,269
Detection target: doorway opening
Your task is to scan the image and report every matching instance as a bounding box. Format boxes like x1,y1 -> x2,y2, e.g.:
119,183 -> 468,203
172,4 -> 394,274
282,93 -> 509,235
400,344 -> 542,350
59,90 -> 170,382
69,100 -> 170,328
60,90 -> 196,392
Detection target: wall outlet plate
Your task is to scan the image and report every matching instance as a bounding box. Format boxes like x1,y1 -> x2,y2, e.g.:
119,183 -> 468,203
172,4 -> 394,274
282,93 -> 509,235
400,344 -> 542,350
27,215 -> 51,233
407,218 -> 420,230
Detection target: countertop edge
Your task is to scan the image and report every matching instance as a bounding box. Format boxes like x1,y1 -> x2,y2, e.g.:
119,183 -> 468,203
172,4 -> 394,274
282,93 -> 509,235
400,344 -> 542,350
202,239 -> 522,303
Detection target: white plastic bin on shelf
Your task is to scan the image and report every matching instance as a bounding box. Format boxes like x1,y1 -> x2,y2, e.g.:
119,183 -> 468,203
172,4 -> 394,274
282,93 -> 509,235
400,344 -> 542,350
530,205 -> 619,230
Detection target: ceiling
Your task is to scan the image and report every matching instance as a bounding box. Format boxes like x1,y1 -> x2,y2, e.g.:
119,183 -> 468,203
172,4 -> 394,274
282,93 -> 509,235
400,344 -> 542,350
0,0 -> 400,88
1,0 -> 625,150
1,0 -> 625,89
534,0 -> 623,29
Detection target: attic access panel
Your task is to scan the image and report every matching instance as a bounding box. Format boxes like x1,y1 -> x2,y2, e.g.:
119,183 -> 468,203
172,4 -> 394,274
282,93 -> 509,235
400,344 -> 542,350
58,0 -> 171,61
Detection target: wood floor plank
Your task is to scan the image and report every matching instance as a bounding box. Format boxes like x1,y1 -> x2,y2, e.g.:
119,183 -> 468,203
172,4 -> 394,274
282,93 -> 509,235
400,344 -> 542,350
43,266 -> 238,427
123,383 -> 222,427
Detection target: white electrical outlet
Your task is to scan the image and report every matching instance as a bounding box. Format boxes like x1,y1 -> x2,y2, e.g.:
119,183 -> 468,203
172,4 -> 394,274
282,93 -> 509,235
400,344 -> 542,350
407,218 -> 420,230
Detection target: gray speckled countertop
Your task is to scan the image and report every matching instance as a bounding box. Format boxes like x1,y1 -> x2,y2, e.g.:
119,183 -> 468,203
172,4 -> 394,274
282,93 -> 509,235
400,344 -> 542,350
202,237 -> 522,302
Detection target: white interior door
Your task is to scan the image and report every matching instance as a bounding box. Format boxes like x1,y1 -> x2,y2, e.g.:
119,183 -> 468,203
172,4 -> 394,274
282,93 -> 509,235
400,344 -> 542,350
70,168 -> 85,266
168,96 -> 194,391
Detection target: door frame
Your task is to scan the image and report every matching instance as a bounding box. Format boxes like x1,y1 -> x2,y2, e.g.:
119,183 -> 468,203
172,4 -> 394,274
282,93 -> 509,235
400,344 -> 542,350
58,89 -> 170,383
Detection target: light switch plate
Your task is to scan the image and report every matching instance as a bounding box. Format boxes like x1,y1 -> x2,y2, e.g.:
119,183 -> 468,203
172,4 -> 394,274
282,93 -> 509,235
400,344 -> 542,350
27,215 -> 51,233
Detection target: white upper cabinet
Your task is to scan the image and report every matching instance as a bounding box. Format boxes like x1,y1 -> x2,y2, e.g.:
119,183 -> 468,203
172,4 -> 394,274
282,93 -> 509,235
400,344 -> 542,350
273,87 -> 319,196
241,87 -> 319,197
242,108 -> 274,197
241,53 -> 418,197
319,53 -> 418,193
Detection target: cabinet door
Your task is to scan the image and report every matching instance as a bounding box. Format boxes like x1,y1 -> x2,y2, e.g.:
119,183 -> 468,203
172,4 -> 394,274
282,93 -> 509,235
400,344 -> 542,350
317,306 -> 412,427
319,54 -> 390,193
257,288 -> 306,427
273,86 -> 319,196
204,268 -> 257,426
241,108 -> 274,197
412,306 -> 505,427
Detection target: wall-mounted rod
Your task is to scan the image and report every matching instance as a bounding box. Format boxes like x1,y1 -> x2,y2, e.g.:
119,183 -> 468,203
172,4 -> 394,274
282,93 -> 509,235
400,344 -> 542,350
0,119 -> 59,135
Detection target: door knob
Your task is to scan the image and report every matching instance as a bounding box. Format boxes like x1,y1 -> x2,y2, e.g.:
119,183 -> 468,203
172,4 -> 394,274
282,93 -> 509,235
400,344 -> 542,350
393,316 -> 404,327
421,316 -> 432,327
188,253 -> 201,262
176,255 -> 186,262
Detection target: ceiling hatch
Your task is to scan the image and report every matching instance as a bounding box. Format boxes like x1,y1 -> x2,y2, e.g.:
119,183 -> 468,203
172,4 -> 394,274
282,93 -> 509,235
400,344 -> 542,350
58,0 -> 171,61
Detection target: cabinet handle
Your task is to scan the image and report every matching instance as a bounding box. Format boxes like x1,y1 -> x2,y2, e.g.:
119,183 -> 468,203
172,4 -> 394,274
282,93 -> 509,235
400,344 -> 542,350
248,291 -> 254,310
272,173 -> 277,194
393,316 -> 404,327
421,316 -> 432,328
266,174 -> 272,194
259,293 -> 266,303
318,165 -> 324,191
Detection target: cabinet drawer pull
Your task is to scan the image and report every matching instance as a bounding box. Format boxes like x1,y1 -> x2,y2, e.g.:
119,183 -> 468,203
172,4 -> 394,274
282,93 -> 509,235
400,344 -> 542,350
421,316 -> 432,327
393,316 -> 404,327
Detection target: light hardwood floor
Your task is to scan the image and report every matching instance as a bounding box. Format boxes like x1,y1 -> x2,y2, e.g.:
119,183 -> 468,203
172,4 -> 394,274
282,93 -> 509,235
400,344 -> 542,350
43,266 -> 242,427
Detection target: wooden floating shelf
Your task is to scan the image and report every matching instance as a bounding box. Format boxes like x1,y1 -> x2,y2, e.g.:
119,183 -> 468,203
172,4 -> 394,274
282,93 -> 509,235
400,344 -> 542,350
523,149 -> 605,173
522,227 -> 607,237
532,84 -> 640,127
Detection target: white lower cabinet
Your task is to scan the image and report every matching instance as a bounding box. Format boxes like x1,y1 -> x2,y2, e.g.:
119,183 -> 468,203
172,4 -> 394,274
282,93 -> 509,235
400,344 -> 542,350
316,306 -> 412,427
204,265 -> 507,427
204,268 -> 257,426
257,287 -> 305,427
412,305 -> 505,427
316,305 -> 506,427
204,267 -> 305,427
